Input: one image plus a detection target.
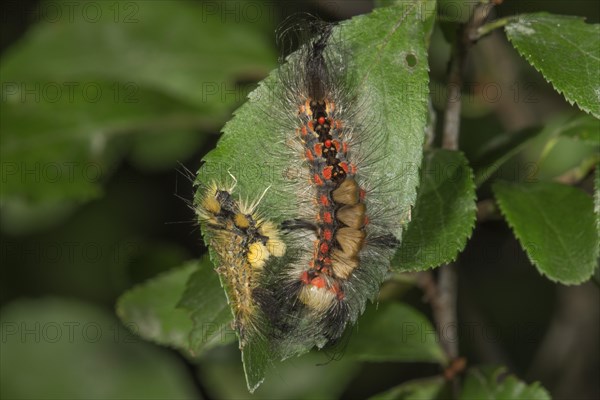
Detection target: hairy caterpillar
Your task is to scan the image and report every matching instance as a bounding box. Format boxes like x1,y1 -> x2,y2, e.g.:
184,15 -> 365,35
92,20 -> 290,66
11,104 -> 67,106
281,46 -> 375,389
253,19 -> 403,354
195,180 -> 286,348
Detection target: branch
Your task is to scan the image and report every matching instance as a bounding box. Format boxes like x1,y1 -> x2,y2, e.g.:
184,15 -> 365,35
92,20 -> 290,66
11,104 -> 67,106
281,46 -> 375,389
442,2 -> 496,150
474,16 -> 511,40
420,1 -> 499,395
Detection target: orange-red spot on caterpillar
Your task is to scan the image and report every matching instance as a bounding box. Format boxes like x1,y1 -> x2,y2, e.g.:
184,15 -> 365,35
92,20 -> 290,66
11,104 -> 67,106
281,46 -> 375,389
350,163 -> 358,174
323,166 -> 333,180
301,126 -> 308,137
323,211 -> 333,224
305,149 -> 314,162
324,139 -> 332,148
311,276 -> 326,289
300,271 -> 310,284
340,162 -> 349,174
332,140 -> 341,152
320,194 -> 329,207
314,174 -> 324,186
320,241 -> 329,254
314,143 -> 323,157
323,229 -> 333,241
308,120 -> 314,131
318,117 -> 326,125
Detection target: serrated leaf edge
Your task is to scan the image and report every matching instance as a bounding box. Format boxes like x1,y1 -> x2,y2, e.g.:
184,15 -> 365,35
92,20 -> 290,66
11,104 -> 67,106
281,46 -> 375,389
493,181 -> 597,285
504,15 -> 600,119
394,150 -> 478,272
115,262 -> 197,352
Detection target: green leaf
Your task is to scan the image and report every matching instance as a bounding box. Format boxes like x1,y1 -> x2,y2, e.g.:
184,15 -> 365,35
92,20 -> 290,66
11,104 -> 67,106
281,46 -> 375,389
177,258 -> 235,356
0,298 -> 198,399
393,150 -> 476,271
554,113 -> 600,146
472,126 -> 542,187
369,377 -> 446,400
376,0 -> 437,44
472,113 -> 599,187
505,13 -> 600,118
530,113 -> 600,182
493,181 -> 599,284
0,0 -> 276,232
344,302 -> 447,364
116,262 -> 196,352
539,113 -> 600,162
194,2 -> 430,390
472,106 -> 599,188
460,366 -> 551,400
240,334 -> 271,393
1,82 -> 205,205
1,0 -> 275,112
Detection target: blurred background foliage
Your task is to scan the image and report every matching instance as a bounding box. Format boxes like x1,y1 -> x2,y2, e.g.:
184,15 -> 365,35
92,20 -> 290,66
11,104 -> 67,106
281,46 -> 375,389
1,0 -> 598,399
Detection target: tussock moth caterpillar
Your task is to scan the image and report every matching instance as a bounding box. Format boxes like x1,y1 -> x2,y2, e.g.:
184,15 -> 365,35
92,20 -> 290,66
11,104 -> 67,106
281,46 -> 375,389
253,18 -> 404,353
195,179 -> 286,348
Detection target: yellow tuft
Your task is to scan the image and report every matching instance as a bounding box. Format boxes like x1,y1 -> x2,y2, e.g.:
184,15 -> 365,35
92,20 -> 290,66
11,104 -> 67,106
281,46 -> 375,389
259,221 -> 286,258
258,220 -> 273,234
202,195 -> 221,215
247,242 -> 269,269
267,238 -> 286,258
199,182 -> 221,215
234,213 -> 250,229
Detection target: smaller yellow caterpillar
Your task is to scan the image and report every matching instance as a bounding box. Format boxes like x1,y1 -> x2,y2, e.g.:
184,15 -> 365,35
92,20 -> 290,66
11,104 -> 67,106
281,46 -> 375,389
196,181 -> 286,347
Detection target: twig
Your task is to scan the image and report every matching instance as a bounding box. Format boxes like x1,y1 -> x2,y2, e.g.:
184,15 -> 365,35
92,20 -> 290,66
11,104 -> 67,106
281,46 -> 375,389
417,272 -> 445,336
474,17 -> 511,40
442,2 -> 495,150
424,1 -> 498,396
417,270 -> 459,360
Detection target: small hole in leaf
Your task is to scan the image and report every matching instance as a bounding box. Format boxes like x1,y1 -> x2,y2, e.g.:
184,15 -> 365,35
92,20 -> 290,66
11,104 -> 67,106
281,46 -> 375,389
405,53 -> 417,68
